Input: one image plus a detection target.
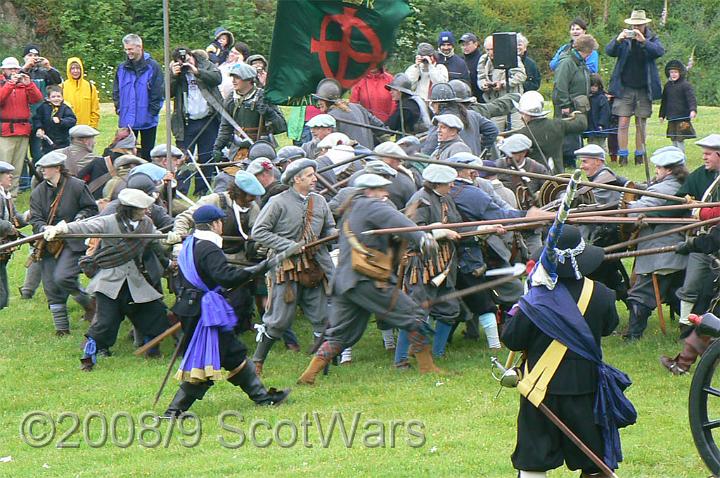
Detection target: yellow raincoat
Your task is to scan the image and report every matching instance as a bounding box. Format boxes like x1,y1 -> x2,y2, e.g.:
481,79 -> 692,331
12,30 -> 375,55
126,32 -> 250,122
61,57 -> 100,128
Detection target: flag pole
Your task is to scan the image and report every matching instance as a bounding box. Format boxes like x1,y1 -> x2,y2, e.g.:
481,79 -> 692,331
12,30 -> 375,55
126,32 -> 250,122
162,0 -> 174,216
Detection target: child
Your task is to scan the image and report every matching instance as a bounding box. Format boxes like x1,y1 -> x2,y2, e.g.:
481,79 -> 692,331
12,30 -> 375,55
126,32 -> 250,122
206,27 -> 235,65
585,73 -> 611,152
33,85 -> 77,154
660,60 -> 697,152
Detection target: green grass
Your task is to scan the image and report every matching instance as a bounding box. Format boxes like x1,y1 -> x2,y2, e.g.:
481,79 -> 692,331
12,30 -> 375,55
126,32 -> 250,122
1,106 -> 718,477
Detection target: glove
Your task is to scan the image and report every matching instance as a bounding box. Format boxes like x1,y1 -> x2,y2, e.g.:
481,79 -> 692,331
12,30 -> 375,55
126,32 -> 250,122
675,240 -> 693,255
244,259 -> 271,277
43,220 -> 68,241
420,233 -> 439,259
432,228 -> 455,240
166,231 -> 183,245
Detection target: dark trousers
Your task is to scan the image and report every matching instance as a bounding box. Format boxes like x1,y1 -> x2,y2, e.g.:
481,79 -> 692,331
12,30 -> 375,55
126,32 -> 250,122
179,313 -> 249,371
88,283 -> 169,350
136,127 -> 158,161
177,115 -> 220,196
41,247 -> 83,305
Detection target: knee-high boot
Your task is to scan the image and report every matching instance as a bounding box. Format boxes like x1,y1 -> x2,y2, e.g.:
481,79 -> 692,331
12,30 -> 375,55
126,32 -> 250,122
163,381 -> 212,418
660,329 -> 712,375
624,302 -> 652,340
298,341 -> 342,385
227,360 -> 290,405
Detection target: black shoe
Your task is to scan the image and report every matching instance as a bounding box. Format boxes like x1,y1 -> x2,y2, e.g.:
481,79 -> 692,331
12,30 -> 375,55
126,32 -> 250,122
228,361 -> 291,406
80,357 -> 94,371
258,388 -> 291,406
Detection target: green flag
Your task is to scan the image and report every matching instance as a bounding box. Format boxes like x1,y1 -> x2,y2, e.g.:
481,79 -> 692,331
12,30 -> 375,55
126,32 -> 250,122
265,0 -> 411,105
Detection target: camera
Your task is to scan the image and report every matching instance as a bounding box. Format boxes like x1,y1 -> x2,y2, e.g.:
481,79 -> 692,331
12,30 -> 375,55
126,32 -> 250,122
178,49 -> 188,63
623,29 -> 637,39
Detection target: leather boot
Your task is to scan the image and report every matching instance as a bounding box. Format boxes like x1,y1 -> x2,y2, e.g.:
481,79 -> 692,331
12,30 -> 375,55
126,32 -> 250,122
297,355 -> 331,385
228,361 -> 290,406
163,382 -> 211,418
252,333 -> 276,377
609,154 -> 618,163
660,329 -> 712,375
414,343 -> 444,374
624,302 -> 652,341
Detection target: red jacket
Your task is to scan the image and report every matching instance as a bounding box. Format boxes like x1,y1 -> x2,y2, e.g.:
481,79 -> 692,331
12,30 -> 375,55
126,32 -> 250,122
0,76 -> 43,137
350,70 -> 396,123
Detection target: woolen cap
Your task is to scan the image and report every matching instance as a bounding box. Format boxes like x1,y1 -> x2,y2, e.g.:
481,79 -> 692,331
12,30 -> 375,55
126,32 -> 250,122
193,205 -> 226,224
229,62 -> 257,80
112,130 -> 138,151
126,173 -> 159,194
36,151 -> 66,168
234,170 -> 266,196
432,114 -> 464,131
363,160 -> 397,177
306,114 -> 336,128
118,188 -> 155,208
479,160 -> 497,178
129,163 -> 169,183
696,134 -> 720,151
246,157 -> 274,175
114,154 -> 147,168
531,225 -> 604,278
23,44 -> 40,57
150,144 -> 183,158
422,164 -> 457,183
574,144 -> 606,161
0,161 -> 15,173
354,173 -> 392,189
281,158 -> 317,185
500,134 -> 532,155
650,148 -> 685,167
276,145 -> 305,165
69,125 -> 100,138
438,31 -> 456,45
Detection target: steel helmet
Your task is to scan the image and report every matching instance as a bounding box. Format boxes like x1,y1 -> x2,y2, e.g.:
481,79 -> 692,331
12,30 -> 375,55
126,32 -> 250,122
275,145 -> 306,165
384,73 -> 413,96
312,78 -> 343,102
448,79 -> 475,103
429,82 -> 457,103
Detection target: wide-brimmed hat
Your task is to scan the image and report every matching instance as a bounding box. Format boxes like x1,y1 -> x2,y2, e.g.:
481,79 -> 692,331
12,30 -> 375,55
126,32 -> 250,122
513,91 -> 549,118
1,57 -> 20,69
625,10 -> 652,25
532,225 -> 605,279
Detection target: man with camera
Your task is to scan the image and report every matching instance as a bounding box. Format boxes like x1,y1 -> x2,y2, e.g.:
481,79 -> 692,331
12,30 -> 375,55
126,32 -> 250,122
477,35 -> 527,130
170,47 -> 223,196
0,57 -> 43,195
606,10 -> 665,166
404,42 -> 448,101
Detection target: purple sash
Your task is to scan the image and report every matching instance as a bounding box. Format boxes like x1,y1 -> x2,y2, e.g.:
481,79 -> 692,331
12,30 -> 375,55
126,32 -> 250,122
175,236 -> 238,383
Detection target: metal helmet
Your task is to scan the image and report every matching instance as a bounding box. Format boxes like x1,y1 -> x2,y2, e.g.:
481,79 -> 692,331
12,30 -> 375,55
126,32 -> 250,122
276,145 -> 306,164
312,78 -> 343,102
248,140 -> 277,161
448,79 -> 475,103
126,172 -> 159,195
429,82 -> 457,103
385,73 -> 413,96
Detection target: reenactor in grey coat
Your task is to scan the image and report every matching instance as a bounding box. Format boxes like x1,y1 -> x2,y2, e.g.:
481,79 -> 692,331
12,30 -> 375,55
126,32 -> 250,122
297,174 -> 443,384
251,159 -> 337,376
0,161 -> 23,309
429,114 -> 471,161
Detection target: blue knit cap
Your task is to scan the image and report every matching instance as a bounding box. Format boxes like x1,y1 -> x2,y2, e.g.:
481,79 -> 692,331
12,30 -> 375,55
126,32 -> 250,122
193,205 -> 226,224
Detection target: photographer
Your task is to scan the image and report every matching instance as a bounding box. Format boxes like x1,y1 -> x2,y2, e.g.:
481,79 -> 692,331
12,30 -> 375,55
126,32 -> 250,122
477,35 -> 526,130
170,47 -> 222,196
606,9 -> 665,166
0,57 -> 43,195
404,42 -> 448,101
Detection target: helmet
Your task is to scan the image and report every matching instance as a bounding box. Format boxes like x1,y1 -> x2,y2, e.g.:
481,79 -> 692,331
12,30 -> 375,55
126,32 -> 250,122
429,82 -> 457,103
248,140 -> 277,161
448,79 -> 475,103
513,91 -> 549,117
384,73 -> 413,96
312,78 -> 343,102
275,145 -> 305,165
126,172 -> 159,195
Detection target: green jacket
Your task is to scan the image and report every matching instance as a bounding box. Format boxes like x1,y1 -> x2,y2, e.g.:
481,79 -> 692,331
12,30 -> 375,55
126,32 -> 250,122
170,55 -> 223,141
514,114 -> 587,175
552,49 -> 590,117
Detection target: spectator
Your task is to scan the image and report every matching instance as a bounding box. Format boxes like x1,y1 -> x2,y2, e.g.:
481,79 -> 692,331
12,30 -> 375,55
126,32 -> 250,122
460,32 -> 483,101
585,74 -> 611,151
659,60 -> 697,152
169,47 -> 222,196
436,31 -> 470,83
477,35 -> 526,130
404,42 -> 448,101
62,57 -> 100,128
206,27 -> 235,65
0,57 -> 43,195
606,9 -> 665,166
33,85 -> 77,154
246,54 -> 268,87
517,33 -> 540,92
549,17 -> 599,73
350,66 -> 395,123
113,34 -> 164,161
219,43 -> 249,99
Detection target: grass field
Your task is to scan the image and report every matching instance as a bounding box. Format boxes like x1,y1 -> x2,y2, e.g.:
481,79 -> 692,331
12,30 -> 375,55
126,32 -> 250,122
0,105 -> 718,477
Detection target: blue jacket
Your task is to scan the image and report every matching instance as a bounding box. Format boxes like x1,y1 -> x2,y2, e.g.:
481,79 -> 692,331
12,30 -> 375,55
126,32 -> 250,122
437,53 -> 470,82
605,28 -> 665,101
550,43 -> 598,73
113,52 -> 164,130
586,90 -> 611,138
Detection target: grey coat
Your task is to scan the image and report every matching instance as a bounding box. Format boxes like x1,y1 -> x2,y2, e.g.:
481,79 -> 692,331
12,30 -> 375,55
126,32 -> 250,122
66,215 -> 164,303
251,188 -> 337,277
330,103 -> 385,149
430,137 -> 471,161
629,174 -> 688,274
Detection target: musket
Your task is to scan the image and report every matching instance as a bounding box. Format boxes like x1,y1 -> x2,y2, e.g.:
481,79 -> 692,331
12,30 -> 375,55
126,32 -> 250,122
423,264 -> 525,307
185,149 -> 214,194
375,152 -> 690,204
604,216 -> 720,253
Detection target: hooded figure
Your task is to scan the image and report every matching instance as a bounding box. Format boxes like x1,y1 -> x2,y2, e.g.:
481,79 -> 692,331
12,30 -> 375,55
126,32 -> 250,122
62,57 -> 100,128
206,27 -> 235,65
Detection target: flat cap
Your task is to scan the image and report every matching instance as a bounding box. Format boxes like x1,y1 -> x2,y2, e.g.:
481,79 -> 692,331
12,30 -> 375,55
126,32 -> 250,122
417,42 -> 435,57
448,151 -> 481,166
574,144 -> 606,161
696,134 -> 720,151
650,148 -> 685,167
317,132 -> 352,149
246,157 -> 274,176
354,173 -> 392,189
229,62 -> 257,80
36,151 -> 66,168
112,130 -> 138,151
500,134 -> 532,155
118,188 -> 155,208
130,163 -> 169,183
363,160 -> 397,177
150,143 -> 183,158
422,164 -> 458,183
234,170 -> 266,196
432,113 -> 464,131
276,145 -> 305,165
69,125 -> 100,138
397,136 -> 421,147
126,173 -> 159,194
114,154 -> 147,168
306,114 -> 336,128
478,160 -> 497,178
0,161 -> 15,173
374,141 -> 407,158
193,205 -> 226,224
281,158 -> 317,185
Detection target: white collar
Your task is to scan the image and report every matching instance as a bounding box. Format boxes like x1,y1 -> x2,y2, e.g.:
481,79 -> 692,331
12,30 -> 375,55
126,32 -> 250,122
231,201 -> 249,239
194,229 -> 223,248
0,187 -> 10,200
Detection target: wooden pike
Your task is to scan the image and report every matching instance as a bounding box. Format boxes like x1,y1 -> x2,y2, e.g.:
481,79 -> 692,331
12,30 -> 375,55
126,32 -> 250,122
603,245 -> 679,261
604,216 -> 720,253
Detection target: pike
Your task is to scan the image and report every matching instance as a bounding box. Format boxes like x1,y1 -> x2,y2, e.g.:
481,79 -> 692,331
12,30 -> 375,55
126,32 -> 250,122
374,152 -> 690,204
332,117 -> 411,137
316,152 -> 372,174
604,245 -> 679,261
422,264 -> 525,308
604,216 -> 720,252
